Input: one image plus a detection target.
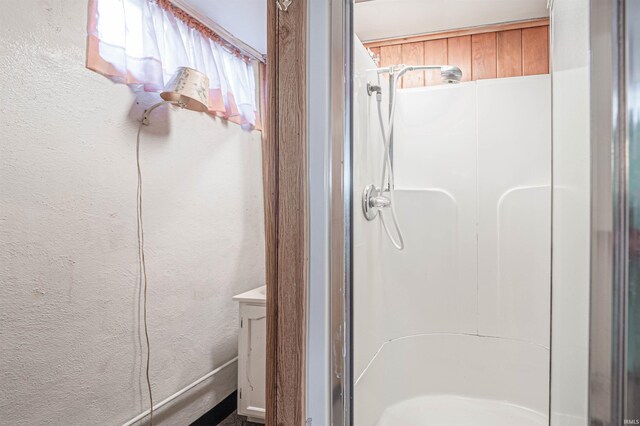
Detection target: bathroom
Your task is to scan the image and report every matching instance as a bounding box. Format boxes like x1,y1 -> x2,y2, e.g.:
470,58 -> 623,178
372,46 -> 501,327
1,0 -> 639,426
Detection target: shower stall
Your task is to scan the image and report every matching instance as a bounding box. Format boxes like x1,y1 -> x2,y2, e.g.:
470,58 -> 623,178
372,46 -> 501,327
353,38 -> 551,425
308,0 -> 640,424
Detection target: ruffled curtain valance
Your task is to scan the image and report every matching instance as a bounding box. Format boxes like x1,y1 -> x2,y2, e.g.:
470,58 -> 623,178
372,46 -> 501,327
87,0 -> 260,131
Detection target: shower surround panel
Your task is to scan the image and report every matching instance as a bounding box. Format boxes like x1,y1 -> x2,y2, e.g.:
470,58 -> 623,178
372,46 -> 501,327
353,40 -> 551,426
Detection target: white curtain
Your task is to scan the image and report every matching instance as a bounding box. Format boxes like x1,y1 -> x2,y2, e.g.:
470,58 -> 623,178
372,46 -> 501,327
87,0 -> 260,131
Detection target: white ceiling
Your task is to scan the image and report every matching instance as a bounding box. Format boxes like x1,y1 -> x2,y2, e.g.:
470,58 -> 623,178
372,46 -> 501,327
180,0 -> 267,56
355,0 -> 549,42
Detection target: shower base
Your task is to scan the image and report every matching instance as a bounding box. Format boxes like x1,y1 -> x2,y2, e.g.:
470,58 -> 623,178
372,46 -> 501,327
376,395 -> 547,426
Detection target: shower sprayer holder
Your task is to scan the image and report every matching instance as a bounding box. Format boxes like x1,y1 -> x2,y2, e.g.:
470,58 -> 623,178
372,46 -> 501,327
367,82 -> 382,97
362,184 -> 391,221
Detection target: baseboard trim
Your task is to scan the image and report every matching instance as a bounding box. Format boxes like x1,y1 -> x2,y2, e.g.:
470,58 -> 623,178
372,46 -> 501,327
190,391 -> 237,425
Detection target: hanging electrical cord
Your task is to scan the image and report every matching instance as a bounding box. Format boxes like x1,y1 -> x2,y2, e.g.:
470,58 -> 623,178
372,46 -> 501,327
374,73 -> 405,250
129,67 -> 209,426
136,121 -> 154,426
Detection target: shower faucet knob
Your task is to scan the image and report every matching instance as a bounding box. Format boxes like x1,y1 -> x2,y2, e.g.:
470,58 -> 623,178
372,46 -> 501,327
370,195 -> 391,208
362,184 -> 392,221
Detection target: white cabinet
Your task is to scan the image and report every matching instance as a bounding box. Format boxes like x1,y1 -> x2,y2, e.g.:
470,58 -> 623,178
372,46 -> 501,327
233,286 -> 266,423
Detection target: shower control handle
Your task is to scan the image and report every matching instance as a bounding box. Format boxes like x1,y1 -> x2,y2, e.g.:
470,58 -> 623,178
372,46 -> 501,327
370,195 -> 391,208
362,184 -> 391,221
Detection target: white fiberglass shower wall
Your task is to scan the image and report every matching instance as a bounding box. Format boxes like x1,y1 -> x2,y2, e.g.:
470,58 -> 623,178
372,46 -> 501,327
353,39 -> 551,425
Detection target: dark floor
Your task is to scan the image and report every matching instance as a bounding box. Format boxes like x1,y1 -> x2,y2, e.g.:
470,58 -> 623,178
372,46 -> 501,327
190,392 -> 261,426
218,412 -> 263,426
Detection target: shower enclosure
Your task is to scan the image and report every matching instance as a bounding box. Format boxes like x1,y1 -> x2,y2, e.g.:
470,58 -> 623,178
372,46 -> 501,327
353,38 -> 551,425
314,0 -> 640,425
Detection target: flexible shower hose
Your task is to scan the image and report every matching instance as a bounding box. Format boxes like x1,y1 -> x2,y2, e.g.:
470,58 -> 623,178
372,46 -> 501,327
375,74 -> 405,251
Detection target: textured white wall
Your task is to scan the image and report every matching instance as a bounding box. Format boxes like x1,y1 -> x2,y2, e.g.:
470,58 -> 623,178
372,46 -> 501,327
0,1 -> 265,425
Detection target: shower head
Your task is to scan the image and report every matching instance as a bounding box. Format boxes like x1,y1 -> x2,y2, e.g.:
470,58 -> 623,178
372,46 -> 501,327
377,64 -> 463,84
440,66 -> 463,84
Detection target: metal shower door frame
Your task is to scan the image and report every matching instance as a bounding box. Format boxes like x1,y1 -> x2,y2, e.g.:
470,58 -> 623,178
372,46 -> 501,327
589,0 -> 640,423
328,0 -> 353,425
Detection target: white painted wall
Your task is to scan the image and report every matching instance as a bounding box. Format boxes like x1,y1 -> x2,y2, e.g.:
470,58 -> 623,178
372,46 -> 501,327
306,1 -> 331,425
0,1 -> 265,425
181,0 -> 267,55
549,0 -> 590,424
352,38 -> 551,424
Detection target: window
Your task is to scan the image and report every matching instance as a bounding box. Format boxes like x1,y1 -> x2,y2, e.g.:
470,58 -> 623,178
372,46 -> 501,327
87,0 -> 260,130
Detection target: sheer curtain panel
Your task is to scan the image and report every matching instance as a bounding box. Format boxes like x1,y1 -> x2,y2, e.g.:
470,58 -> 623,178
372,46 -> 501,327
87,0 -> 260,130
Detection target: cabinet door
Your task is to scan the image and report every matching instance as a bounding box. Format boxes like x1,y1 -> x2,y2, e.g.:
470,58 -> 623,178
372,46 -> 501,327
238,303 -> 266,419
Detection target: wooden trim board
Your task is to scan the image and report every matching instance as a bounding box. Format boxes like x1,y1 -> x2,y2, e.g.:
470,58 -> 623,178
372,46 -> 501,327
265,0 -> 308,425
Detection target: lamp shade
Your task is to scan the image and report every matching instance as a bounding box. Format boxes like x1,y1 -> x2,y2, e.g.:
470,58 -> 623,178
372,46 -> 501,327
160,67 -> 210,112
